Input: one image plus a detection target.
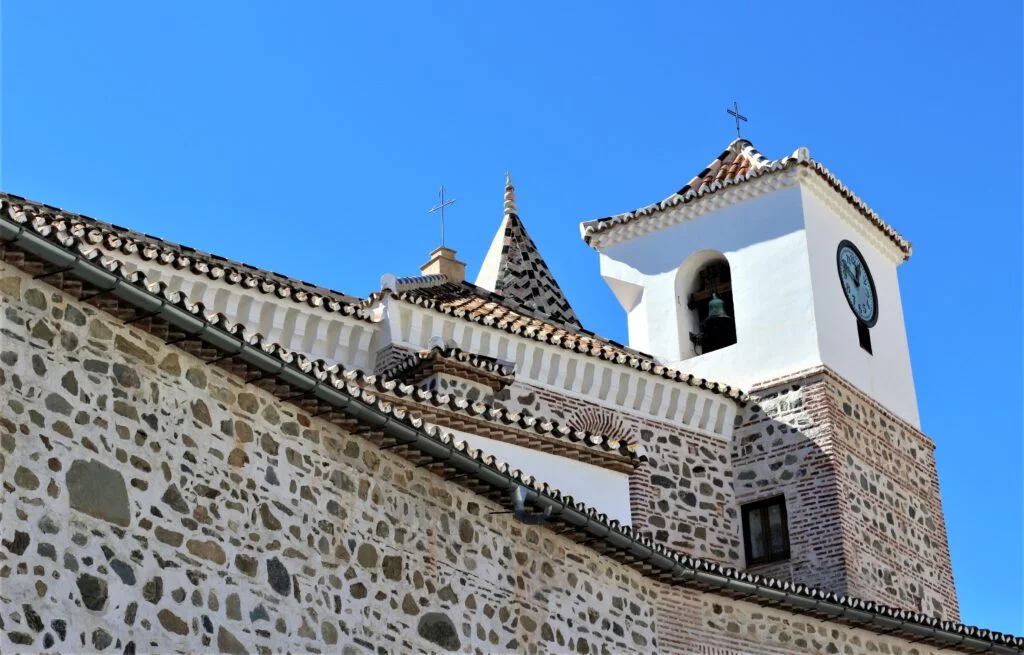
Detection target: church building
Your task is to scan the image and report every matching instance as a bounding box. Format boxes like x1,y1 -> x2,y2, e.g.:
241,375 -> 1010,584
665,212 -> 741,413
0,138 -> 1019,653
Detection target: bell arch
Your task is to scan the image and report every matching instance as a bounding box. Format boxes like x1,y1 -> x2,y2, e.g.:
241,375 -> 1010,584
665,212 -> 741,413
675,250 -> 737,359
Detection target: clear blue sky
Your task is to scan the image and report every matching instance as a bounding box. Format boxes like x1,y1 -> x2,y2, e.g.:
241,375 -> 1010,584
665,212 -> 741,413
3,1 -> 1021,634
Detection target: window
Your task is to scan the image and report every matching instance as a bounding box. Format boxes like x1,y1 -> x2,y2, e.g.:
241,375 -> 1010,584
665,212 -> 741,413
742,496 -> 789,566
857,321 -> 872,354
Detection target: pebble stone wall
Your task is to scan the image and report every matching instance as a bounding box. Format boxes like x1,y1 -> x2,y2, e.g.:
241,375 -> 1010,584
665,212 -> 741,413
0,264 -> 659,653
0,262 -> 963,654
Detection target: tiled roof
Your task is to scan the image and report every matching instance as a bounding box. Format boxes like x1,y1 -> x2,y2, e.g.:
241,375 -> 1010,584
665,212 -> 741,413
229,347 -> 643,469
0,200 -> 644,470
389,279 -> 749,405
474,174 -> 582,329
0,192 -> 370,319
382,345 -> 516,390
580,139 -> 912,259
2,190 -> 744,407
3,211 -> 1021,653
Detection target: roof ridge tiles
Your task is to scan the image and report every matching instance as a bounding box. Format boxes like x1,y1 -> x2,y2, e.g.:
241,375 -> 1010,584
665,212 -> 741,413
381,345 -> 518,385
580,140 -> 912,259
67,251 -> 640,464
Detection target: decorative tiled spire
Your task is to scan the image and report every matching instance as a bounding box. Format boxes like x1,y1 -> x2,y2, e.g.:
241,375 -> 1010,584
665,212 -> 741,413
475,173 -> 582,330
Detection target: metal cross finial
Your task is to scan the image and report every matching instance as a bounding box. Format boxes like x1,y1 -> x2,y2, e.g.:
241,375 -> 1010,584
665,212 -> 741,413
727,101 -> 748,139
428,184 -> 456,248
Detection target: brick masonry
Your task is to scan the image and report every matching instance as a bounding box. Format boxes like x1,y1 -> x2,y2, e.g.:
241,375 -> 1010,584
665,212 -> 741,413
735,368 -> 959,620
0,254 -> 969,652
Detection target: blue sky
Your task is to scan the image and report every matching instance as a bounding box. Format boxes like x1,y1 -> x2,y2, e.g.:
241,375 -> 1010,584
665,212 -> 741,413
3,1 -> 1021,634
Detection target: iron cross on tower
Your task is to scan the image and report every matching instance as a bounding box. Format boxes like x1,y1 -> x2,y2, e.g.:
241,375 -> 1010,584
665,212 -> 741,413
428,184 -> 457,248
727,101 -> 748,139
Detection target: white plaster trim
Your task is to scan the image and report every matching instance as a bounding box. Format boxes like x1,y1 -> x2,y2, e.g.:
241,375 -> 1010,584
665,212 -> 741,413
798,170 -> 905,265
394,304 -> 735,440
113,248 -> 383,369
585,166 -> 909,264
586,169 -> 801,251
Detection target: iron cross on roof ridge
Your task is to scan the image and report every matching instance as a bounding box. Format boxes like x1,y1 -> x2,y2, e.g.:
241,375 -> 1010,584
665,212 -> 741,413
428,184 -> 456,248
727,101 -> 748,139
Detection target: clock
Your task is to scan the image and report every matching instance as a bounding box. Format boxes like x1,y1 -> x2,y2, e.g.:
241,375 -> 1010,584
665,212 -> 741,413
836,240 -> 878,327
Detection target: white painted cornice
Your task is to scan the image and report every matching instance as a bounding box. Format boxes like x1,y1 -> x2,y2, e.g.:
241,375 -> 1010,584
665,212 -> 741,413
586,168 -> 801,252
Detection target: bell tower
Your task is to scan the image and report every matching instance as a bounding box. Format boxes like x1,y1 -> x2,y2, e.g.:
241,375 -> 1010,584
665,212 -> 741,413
581,139 -> 960,619
583,139 -> 919,427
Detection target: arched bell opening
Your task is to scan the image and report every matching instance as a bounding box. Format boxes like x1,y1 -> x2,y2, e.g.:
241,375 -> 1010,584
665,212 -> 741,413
676,252 -> 737,358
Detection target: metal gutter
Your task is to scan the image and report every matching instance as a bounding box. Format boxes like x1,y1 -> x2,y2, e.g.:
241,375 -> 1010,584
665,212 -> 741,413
0,216 -> 1017,655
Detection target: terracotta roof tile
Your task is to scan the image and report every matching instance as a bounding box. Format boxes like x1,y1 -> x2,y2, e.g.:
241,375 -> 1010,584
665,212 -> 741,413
381,345 -> 516,390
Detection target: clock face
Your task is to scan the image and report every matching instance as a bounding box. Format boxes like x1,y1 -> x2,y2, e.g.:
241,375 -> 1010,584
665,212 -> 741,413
836,240 -> 878,327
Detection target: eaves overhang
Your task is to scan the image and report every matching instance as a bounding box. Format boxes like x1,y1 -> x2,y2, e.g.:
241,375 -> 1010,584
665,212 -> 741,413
580,149 -> 912,262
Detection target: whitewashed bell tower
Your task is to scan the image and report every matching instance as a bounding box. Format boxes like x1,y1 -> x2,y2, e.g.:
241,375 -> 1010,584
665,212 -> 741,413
581,139 -> 921,427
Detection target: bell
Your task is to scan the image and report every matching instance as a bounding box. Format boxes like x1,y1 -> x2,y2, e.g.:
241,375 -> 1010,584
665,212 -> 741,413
701,293 -> 736,353
706,293 -> 731,321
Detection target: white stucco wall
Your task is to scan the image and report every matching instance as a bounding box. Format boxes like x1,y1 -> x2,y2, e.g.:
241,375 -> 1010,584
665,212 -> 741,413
598,185 -> 821,389
99,251 -> 379,370
801,187 -> 920,426
380,297 -> 739,440
441,428 -> 633,526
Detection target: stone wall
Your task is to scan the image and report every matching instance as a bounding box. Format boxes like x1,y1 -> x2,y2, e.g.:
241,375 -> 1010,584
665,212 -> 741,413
429,373 -> 499,406
654,583 -> 959,655
734,369 -> 959,620
827,376 -> 958,619
0,262 -> 963,653
732,374 -> 848,592
0,264 -> 659,653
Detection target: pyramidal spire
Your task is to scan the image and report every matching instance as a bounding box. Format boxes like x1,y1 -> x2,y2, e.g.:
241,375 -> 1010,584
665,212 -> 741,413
476,173 -> 582,330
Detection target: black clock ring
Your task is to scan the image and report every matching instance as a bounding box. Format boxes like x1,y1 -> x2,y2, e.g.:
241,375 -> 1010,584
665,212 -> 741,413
836,239 -> 879,327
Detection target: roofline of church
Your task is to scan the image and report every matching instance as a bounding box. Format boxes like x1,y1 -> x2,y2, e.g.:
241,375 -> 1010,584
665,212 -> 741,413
0,190 -> 368,312
2,206 -> 1021,654
580,144 -> 912,261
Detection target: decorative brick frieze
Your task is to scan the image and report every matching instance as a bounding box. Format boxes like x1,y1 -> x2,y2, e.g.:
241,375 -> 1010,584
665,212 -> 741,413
382,298 -> 741,440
